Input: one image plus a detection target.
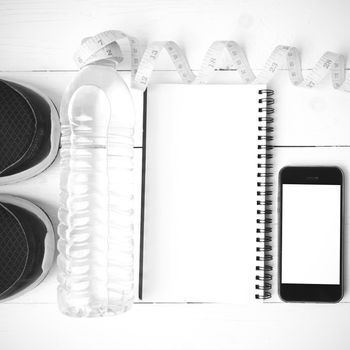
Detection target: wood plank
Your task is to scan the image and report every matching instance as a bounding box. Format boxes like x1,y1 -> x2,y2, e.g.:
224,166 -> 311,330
1,149 -> 143,304
1,303 -> 350,350
2,70 -> 350,147
0,0 -> 350,70
0,71 -> 144,146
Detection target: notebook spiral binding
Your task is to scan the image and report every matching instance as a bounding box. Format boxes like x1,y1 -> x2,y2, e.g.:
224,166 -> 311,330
255,89 -> 274,300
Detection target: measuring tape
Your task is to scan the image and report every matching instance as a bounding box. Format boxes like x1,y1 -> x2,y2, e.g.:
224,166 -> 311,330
74,30 -> 350,93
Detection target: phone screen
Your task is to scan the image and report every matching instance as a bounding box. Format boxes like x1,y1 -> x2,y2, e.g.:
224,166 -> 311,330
281,184 -> 341,285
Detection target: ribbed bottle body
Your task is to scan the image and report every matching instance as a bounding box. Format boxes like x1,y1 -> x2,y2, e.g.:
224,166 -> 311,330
57,65 -> 135,317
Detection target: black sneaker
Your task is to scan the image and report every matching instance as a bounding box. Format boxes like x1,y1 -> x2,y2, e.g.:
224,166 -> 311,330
0,79 -> 60,184
0,195 -> 55,301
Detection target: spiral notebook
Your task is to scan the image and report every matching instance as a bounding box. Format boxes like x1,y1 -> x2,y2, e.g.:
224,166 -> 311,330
139,84 -> 274,302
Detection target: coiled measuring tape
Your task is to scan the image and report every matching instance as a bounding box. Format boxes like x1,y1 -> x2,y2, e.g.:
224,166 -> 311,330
74,30 -> 350,93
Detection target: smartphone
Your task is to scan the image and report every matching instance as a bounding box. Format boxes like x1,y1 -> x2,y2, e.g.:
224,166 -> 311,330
279,166 -> 344,302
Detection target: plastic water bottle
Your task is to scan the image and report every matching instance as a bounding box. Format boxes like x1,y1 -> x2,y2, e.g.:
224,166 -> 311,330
57,62 -> 135,317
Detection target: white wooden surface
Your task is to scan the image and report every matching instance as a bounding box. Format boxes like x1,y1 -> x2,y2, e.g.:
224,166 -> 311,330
1,1 -> 350,349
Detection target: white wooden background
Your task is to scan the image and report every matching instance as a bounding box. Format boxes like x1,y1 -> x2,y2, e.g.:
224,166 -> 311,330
1,1 -> 350,349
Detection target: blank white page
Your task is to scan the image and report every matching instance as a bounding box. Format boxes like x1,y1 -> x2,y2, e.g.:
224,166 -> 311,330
141,84 -> 266,302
